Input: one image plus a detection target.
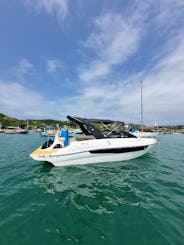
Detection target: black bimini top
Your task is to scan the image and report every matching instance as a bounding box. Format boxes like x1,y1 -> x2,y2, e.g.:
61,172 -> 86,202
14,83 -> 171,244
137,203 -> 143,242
67,115 -> 122,125
67,115 -> 136,139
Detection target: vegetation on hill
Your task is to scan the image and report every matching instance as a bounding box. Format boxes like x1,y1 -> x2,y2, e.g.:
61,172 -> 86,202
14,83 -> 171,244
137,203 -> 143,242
0,113 -> 76,129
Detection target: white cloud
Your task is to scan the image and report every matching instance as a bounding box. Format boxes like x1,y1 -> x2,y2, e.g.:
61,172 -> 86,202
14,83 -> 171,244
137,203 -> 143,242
0,58 -> 34,84
0,79 -> 137,121
142,34 -> 184,124
0,81 -> 49,118
14,58 -> 34,82
0,81 -> 69,119
79,12 -> 141,82
2,31 -> 184,124
67,33 -> 184,125
25,0 -> 68,22
1,35 -> 184,125
74,1 -> 184,124
79,1 -> 184,83
47,59 -> 62,73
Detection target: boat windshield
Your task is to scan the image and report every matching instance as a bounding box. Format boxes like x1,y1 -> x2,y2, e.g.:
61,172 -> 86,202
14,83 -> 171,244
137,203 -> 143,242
41,139 -> 54,149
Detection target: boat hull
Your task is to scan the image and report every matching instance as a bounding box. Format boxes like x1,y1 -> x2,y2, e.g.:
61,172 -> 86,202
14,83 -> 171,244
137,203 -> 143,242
30,138 -> 157,167
46,147 -> 152,167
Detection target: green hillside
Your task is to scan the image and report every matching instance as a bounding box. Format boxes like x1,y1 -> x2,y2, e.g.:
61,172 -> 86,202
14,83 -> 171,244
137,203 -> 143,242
0,113 -> 75,129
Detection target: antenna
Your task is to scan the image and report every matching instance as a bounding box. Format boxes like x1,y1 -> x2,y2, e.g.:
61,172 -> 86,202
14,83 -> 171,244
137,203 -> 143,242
140,81 -> 143,132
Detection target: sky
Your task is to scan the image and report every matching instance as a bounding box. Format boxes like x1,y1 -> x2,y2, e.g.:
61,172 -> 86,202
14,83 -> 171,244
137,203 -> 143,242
0,0 -> 184,125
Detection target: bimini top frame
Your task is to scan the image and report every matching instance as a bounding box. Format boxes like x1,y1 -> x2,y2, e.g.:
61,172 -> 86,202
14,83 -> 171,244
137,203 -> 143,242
67,115 -> 135,139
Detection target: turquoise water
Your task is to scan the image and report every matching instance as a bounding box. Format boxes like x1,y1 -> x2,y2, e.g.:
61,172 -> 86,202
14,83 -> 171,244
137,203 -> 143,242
0,133 -> 184,245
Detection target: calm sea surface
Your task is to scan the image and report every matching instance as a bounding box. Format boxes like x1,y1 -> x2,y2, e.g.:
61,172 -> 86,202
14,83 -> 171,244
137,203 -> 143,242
0,133 -> 184,245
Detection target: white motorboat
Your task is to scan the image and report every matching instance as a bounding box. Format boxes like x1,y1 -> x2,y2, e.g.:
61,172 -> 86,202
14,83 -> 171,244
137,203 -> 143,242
14,128 -> 29,134
40,131 -> 49,137
129,129 -> 158,138
30,116 -> 157,167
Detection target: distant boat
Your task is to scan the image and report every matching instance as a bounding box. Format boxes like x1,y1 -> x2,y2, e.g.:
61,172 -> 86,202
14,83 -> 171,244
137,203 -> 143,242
68,129 -> 83,138
130,130 -> 158,138
0,122 -> 3,133
130,81 -> 158,138
40,126 -> 59,137
40,131 -> 49,137
14,128 -> 29,134
3,128 -> 15,134
3,127 -> 29,134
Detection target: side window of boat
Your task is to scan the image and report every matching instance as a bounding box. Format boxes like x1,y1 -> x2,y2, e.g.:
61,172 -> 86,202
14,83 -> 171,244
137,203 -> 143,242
53,144 -> 62,149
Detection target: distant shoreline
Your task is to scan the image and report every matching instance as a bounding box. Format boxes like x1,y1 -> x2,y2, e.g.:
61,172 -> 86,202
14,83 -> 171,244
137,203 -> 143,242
0,113 -> 184,134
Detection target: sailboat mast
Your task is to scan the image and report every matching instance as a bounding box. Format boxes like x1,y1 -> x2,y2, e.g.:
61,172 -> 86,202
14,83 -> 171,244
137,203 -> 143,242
140,81 -> 143,132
